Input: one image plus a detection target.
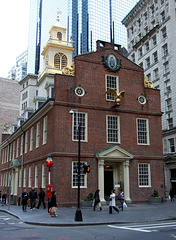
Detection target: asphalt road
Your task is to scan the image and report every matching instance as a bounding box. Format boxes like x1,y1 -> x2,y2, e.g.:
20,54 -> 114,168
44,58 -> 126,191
1,211 -> 176,240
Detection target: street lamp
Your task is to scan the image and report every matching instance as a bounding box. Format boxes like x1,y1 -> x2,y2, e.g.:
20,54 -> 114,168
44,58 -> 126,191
46,153 -> 53,213
69,109 -> 83,222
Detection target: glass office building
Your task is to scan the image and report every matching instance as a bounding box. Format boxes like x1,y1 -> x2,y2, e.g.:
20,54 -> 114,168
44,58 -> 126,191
27,0 -> 139,74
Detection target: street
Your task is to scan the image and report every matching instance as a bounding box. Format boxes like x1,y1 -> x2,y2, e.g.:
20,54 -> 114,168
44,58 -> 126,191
1,211 -> 176,240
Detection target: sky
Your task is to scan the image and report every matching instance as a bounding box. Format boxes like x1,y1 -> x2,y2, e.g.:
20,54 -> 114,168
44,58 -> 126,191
0,0 -> 30,78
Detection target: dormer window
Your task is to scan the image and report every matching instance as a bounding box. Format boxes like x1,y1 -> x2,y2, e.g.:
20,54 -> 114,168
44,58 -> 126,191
57,32 -> 62,40
54,53 -> 67,70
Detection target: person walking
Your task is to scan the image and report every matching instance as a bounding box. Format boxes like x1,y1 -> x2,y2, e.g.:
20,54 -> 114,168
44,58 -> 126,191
117,188 -> 125,211
22,188 -> 28,212
37,187 -> 46,209
50,191 -> 57,217
169,188 -> 174,201
0,191 -> 2,203
29,187 -> 37,210
1,193 -> 6,206
109,190 -> 119,214
93,189 -> 102,211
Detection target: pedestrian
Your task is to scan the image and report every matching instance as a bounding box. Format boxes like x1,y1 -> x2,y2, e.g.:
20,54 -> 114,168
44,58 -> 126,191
169,188 -> 174,201
29,187 -> 37,210
49,191 -> 57,217
1,193 -> 6,206
22,188 -> 28,212
37,187 -> 46,209
0,191 -> 2,203
93,189 -> 102,211
117,188 -> 125,211
109,190 -> 119,214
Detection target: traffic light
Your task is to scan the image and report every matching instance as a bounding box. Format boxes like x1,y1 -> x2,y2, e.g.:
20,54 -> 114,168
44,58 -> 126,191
83,164 -> 90,173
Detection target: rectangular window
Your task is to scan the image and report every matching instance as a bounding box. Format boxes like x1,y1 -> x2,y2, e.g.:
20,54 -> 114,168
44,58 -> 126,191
138,163 -> 151,187
153,68 -> 159,80
12,141 -> 15,159
28,166 -> 32,187
25,131 -> 28,154
72,162 -> 87,188
138,47 -> 142,58
36,122 -> 40,148
168,118 -> 173,130
165,79 -> 171,92
19,169 -> 22,187
23,168 -> 26,187
137,118 -> 149,145
169,138 -> 175,152
105,75 -> 119,101
153,51 -> 158,63
30,127 -> 34,151
35,165 -> 38,188
161,27 -> 167,39
162,44 -> 168,57
107,115 -> 120,143
72,112 -> 87,142
146,73 -> 151,82
43,117 -> 47,145
152,35 -> 157,46
42,163 -> 46,188
164,62 -> 169,74
146,57 -> 150,69
16,138 -> 19,158
20,135 -> 23,156
166,98 -> 172,111
161,11 -> 165,22
145,42 -> 149,52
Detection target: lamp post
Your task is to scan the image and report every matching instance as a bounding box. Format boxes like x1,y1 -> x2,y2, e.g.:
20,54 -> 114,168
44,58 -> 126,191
69,109 -> 83,221
46,153 -> 53,213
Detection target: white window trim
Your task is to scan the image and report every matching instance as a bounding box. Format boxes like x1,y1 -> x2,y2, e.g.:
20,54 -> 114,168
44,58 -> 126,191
42,163 -> 46,188
43,117 -> 47,145
23,168 -> 26,187
36,122 -> 40,148
72,112 -> 88,142
25,131 -> 28,154
35,165 -> 38,188
137,118 -> 150,145
105,74 -> 119,102
72,161 -> 87,188
106,115 -> 120,144
28,166 -> 32,187
138,163 -> 151,187
30,127 -> 34,151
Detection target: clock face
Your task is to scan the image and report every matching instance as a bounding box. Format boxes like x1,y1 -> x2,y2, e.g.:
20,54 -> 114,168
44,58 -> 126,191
103,53 -> 121,72
138,95 -> 146,105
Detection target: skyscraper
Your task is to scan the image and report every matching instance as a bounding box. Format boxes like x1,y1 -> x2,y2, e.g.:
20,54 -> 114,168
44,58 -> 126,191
27,0 -> 139,75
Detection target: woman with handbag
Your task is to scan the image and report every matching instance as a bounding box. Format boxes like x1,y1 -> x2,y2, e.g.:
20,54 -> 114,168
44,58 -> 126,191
109,190 -> 119,214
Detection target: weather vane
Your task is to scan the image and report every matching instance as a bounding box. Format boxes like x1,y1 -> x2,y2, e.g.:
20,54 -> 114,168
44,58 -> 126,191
57,9 -> 62,22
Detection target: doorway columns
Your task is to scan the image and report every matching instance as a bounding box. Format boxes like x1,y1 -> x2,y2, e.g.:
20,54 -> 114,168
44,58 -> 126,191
98,159 -> 106,202
124,160 -> 131,202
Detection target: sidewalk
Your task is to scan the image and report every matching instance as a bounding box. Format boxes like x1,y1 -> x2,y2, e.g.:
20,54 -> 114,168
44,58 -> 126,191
0,201 -> 176,226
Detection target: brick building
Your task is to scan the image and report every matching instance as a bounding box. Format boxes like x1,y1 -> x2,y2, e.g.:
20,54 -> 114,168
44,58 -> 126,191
0,40 -> 164,206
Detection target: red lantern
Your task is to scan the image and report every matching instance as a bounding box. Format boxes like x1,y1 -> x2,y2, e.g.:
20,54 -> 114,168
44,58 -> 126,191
46,153 -> 53,168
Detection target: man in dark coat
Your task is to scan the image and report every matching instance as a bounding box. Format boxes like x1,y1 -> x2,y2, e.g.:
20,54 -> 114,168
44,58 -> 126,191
22,188 -> 28,212
29,187 -> 37,210
37,187 -> 46,209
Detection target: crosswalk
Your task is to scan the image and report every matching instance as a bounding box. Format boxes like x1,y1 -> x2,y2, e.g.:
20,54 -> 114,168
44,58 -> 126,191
108,221 -> 176,233
0,215 -> 23,225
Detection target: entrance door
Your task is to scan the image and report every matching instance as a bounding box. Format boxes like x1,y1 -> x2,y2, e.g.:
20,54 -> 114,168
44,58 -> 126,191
104,171 -> 113,200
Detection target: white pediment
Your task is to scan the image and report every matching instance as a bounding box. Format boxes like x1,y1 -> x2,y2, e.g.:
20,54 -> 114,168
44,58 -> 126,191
96,146 -> 134,160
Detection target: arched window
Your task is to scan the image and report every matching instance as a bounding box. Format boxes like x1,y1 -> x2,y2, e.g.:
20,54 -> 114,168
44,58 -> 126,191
54,53 -> 67,70
57,32 -> 62,40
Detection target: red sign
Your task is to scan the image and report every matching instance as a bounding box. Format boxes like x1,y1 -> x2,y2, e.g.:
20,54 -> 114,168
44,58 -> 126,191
46,184 -> 52,198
